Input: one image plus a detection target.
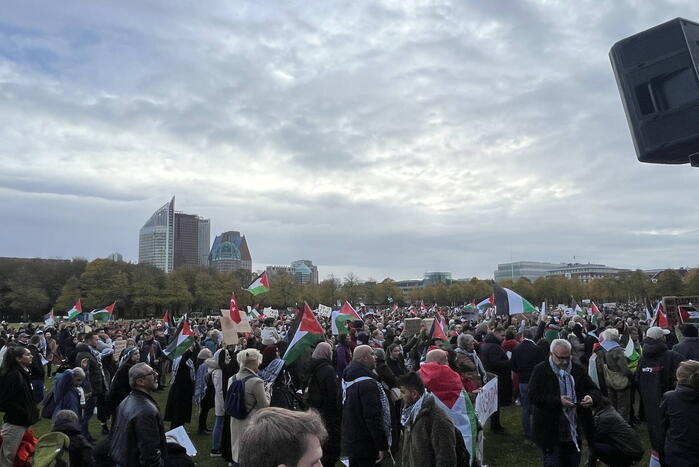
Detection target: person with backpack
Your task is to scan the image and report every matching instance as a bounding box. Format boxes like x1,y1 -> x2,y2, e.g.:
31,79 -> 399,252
227,348 -> 269,467
306,342 -> 341,467
52,367 -> 86,418
109,362 -> 167,467
49,409 -> 95,466
0,345 -> 39,467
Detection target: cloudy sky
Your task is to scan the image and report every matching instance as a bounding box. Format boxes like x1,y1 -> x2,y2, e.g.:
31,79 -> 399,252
1,1 -> 698,281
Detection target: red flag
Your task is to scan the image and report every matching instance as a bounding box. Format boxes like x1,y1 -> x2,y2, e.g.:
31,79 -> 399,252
653,302 -> 669,328
105,302 -> 115,315
229,292 -> 242,324
339,301 -> 362,320
590,302 -> 600,316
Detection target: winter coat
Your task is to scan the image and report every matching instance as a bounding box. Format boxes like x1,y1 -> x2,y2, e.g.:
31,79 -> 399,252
341,361 -> 389,458
27,344 -> 45,380
335,343 -> 351,378
164,442 -> 195,467
595,343 -> 632,394
593,405 -> 643,461
53,369 -> 82,418
229,367 -> 269,462
306,357 -> 341,466
480,333 -> 512,406
635,337 -> 685,450
659,384 -> 699,467
75,343 -> 105,396
386,357 -> 408,378
53,416 -> 96,467
0,366 -> 38,426
401,395 -> 458,467
107,360 -> 138,418
510,339 -> 546,384
673,336 -> 699,361
260,327 -> 280,345
375,358 -> 398,389
109,389 -> 167,467
139,339 -> 165,366
528,360 -> 599,450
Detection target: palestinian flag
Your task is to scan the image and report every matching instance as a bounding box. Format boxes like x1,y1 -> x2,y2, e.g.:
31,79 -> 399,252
67,300 -> 82,321
589,301 -> 601,325
331,301 -> 362,335
164,316 -> 196,360
229,292 -> 242,324
282,302 -> 324,365
571,297 -> 584,316
244,272 -> 270,296
162,309 -> 174,335
247,305 -> 261,321
544,324 -> 561,343
624,337 -> 640,372
93,302 -> 115,321
477,295 -> 494,311
678,305 -> 699,326
43,308 -> 55,327
433,313 -> 451,348
652,302 -> 669,328
494,285 -> 536,316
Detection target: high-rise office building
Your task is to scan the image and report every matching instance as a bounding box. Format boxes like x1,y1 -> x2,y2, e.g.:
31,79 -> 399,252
174,213 -> 210,268
139,197 -> 175,273
290,260 -> 319,284
209,231 -> 252,272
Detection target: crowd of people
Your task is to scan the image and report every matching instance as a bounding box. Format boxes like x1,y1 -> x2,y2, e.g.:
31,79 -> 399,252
0,299 -> 697,467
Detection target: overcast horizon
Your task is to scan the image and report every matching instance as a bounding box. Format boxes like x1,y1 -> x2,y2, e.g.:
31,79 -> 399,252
2,1 -> 698,282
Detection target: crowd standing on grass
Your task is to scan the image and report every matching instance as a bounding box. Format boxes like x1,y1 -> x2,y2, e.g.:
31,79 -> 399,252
0,299 -> 697,466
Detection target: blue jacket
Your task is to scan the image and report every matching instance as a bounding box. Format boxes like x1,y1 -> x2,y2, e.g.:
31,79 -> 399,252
53,370 -> 82,418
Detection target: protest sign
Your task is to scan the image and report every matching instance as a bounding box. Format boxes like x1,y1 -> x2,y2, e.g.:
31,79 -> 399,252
402,318 -> 423,336
113,338 -> 127,360
317,304 -> 332,318
219,313 -> 239,345
475,378 -> 498,425
165,426 -> 197,456
221,309 -> 252,333
264,307 -> 279,319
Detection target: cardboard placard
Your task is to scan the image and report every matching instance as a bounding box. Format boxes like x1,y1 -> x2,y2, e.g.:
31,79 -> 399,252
475,378 -> 498,425
317,304 -> 332,318
402,318 -> 423,336
220,309 -> 252,333
219,313 -> 239,345
113,338 -> 127,360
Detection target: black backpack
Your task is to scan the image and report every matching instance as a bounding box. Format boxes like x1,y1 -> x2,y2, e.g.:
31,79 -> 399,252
224,374 -> 255,419
41,391 -> 56,419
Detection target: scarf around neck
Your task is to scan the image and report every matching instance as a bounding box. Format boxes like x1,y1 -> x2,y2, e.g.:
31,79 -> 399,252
548,357 -> 579,451
401,392 -> 432,426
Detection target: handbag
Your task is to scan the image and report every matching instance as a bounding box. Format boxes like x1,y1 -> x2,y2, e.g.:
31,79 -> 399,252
602,363 -> 629,390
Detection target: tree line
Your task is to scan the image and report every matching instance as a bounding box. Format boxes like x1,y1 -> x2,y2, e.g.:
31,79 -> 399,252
0,257 -> 697,322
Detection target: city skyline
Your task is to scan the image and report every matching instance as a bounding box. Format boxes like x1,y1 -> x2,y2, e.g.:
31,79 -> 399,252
1,2 -> 698,281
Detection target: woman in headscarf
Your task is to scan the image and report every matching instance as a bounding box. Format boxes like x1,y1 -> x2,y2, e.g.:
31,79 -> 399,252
106,346 -> 141,422
306,342 -> 340,467
164,347 -> 196,430
194,348 -> 214,435
207,349 -> 226,456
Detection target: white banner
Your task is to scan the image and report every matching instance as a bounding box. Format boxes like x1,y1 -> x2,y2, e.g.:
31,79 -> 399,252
474,377 -> 498,425
263,307 -> 279,318
317,304 -> 332,318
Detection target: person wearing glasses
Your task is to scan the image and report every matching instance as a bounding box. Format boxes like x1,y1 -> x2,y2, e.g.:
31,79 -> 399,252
109,362 -> 167,467
529,339 -> 600,467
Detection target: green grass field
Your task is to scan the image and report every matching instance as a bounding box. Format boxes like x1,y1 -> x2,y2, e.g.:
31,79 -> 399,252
21,377 -> 651,467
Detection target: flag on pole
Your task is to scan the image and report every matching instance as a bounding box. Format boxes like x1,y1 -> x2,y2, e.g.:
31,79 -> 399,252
162,310 -> 174,335
244,272 -> 270,296
571,297 -> 583,316
434,313 -> 452,348
92,302 -> 115,321
67,300 -> 82,321
645,306 -> 652,322
229,293 -> 242,324
164,316 -> 196,360
494,285 -> 537,316
652,302 -> 669,328
331,301 -> 362,335
477,295 -> 495,311
43,308 -> 55,327
624,337 -> 639,362
678,305 -> 699,326
589,301 -> 601,326
282,302 -> 324,365
247,305 -> 261,321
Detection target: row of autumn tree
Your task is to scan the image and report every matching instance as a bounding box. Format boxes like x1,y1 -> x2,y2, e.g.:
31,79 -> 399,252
1,257 -> 698,322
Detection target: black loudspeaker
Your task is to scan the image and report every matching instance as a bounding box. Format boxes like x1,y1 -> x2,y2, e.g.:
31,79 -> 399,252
610,18 -> 699,165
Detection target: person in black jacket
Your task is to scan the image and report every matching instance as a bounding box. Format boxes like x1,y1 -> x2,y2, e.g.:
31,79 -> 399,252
75,334 -> 106,442
636,326 -> 685,453
342,345 -> 390,467
306,342 -> 341,467
109,362 -> 167,467
480,328 -> 511,433
27,335 -> 46,403
511,329 -> 547,441
0,345 -> 39,466
673,325 -> 699,360
106,346 -> 141,422
164,348 -> 195,430
589,397 -> 643,467
659,359 -> 699,467
52,409 -> 96,467
529,338 -> 600,467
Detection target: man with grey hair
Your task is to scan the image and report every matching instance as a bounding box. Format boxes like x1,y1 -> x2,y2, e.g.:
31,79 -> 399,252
594,328 -> 633,421
109,362 -> 167,467
529,339 -> 600,466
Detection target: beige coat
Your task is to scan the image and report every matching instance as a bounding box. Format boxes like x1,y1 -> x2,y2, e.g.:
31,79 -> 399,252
228,367 -> 269,462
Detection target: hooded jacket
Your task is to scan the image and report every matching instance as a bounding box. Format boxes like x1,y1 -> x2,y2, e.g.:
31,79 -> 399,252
480,333 -> 512,406
659,384 -> 699,467
673,336 -> 699,361
53,416 -> 96,467
75,343 -> 105,396
401,394 -> 458,467
306,356 -> 341,465
341,361 -> 389,458
593,405 -> 643,460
